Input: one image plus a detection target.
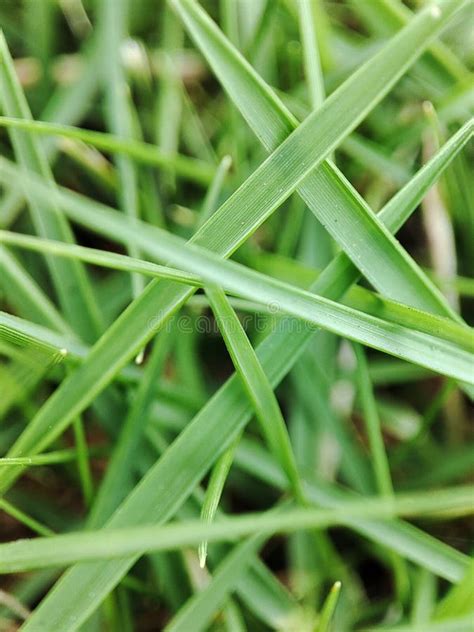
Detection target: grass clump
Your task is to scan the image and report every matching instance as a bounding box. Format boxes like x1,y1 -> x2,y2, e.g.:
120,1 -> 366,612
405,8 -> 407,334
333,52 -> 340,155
0,1 -> 472,630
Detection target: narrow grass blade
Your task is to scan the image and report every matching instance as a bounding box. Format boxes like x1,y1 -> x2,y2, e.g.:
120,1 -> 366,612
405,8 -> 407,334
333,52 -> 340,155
353,345 -> 394,497
0,449 -> 88,467
100,0 -> 143,299
87,331 -> 174,527
0,230 -> 201,286
298,0 -> 326,109
2,227 -> 472,356
0,33 -> 103,343
0,499 -> 54,538
3,193 -> 473,383
317,581 -> 341,632
0,116 -> 215,184
0,487 -> 472,573
198,434 -> 240,569
205,284 -> 304,501
0,247 -> 72,336
353,343 -> 410,602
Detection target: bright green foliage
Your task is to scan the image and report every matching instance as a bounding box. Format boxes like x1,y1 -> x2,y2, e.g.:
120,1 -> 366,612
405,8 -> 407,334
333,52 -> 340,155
0,1 -> 472,631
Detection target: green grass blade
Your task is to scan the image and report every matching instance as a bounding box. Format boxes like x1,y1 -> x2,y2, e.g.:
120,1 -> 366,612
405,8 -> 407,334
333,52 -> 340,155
434,561 -> 474,620
2,228 -> 472,356
172,0 -> 467,317
0,116 -> 215,184
298,0 -> 325,109
353,345 -> 394,497
3,193 -> 472,382
0,487 -> 472,573
236,440 -> 470,582
0,246 -> 73,336
349,0 -> 470,88
205,284 -> 304,500
87,330 -> 173,527
0,33 -> 103,343
100,0 -> 143,299
317,581 -> 342,632
198,434 -> 240,569
0,230 -> 201,286
0,499 -> 54,538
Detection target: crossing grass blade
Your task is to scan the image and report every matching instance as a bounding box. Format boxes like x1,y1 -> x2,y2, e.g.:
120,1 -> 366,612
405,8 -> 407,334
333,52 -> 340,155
1,193 -> 472,382
2,0 -> 461,504
0,486 -> 472,573
1,110 -> 472,626
1,226 -> 473,354
0,2 -> 472,630
198,434 -> 240,569
172,0 -> 467,317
